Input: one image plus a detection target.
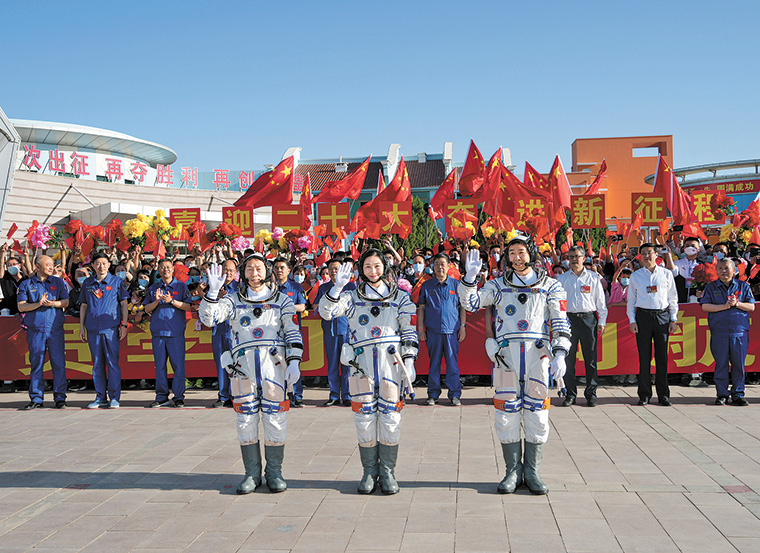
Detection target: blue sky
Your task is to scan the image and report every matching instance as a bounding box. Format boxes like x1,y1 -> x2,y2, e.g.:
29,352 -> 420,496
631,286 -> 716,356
3,0 -> 758,173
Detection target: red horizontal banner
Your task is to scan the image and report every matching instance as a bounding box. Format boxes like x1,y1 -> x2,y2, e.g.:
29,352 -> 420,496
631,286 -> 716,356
0,304 -> 756,380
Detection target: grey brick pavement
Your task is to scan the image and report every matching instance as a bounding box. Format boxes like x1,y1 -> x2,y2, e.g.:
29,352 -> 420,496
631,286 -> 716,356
1,384 -> 759,552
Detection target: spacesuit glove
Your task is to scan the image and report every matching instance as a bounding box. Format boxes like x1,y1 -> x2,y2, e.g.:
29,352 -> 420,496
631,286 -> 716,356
330,263 -> 352,297
205,263 -> 225,300
404,358 -> 416,382
550,351 -> 567,380
464,249 -> 482,283
285,360 -> 301,385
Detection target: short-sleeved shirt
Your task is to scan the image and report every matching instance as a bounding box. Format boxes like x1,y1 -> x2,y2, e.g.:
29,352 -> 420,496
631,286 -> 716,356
315,280 -> 356,336
278,278 -> 307,326
418,276 -> 461,334
143,278 -> 190,336
80,273 -> 130,333
17,274 -> 70,332
700,277 -> 755,336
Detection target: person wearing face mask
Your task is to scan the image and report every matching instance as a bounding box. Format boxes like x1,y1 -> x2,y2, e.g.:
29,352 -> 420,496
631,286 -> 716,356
79,253 -> 130,409
1,246 -> 28,315
65,267 -> 92,318
409,254 -> 426,286
609,268 -> 632,306
314,258 -> 356,406
668,236 -> 702,303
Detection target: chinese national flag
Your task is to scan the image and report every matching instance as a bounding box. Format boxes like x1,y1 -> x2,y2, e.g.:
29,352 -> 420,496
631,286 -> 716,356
524,162 -> 550,195
658,217 -> 671,238
234,156 -> 294,208
584,159 -> 607,195
459,140 -> 485,197
300,173 -> 313,230
652,155 -> 694,226
6,223 -> 17,240
317,156 -> 371,203
479,149 -> 505,216
376,171 -> 385,195
154,239 -> 166,260
548,155 -> 572,210
429,169 -> 457,220
351,156 -> 411,232
315,247 -> 330,267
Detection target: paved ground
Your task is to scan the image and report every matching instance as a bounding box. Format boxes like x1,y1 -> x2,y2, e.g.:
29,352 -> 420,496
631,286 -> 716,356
1,384 -> 760,552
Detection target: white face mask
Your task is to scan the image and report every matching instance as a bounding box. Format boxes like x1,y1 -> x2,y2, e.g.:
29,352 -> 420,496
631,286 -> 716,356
715,252 -> 725,261
684,246 -> 698,257
493,253 -> 500,262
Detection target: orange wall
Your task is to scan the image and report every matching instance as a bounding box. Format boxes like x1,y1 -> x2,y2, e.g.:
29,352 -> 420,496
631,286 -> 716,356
565,136 -> 673,224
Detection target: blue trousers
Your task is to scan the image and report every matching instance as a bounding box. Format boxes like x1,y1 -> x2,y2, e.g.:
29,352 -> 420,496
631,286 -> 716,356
711,333 -> 748,399
152,335 -> 186,401
212,327 -> 232,402
89,328 -> 121,402
426,331 -> 461,400
27,328 -> 67,404
324,332 -> 349,401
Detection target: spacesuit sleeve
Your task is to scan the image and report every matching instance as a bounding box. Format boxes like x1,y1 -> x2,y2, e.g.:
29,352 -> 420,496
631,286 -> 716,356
279,295 -> 304,363
546,279 -> 572,355
198,295 -> 234,328
397,291 -> 419,360
457,277 -> 496,313
318,289 -> 352,320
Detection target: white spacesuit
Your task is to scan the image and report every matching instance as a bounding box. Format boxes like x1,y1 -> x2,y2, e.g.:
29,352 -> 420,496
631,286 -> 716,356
459,238 -> 571,495
200,254 -> 302,494
319,250 -> 418,495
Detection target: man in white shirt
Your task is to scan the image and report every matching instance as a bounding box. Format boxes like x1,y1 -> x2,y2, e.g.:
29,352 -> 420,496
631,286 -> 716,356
627,243 -> 679,406
556,246 -> 608,407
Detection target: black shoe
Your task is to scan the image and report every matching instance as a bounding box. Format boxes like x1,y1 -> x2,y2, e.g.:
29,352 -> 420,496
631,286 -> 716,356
174,400 -> 185,408
732,397 -> 749,407
637,398 -> 650,406
149,399 -> 171,408
223,399 -> 234,408
54,400 -> 67,409
23,401 -> 42,410
342,399 -> 352,407
715,397 -> 728,406
291,398 -> 304,408
451,398 -> 462,406
562,396 -> 576,407
425,398 -> 436,406
658,397 -> 672,407
586,396 -> 598,407
211,400 -> 224,408
323,399 -> 338,407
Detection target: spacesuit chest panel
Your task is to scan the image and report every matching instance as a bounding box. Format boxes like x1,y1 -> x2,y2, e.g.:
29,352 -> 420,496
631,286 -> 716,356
229,294 -> 286,350
348,292 -> 402,347
492,281 -> 550,340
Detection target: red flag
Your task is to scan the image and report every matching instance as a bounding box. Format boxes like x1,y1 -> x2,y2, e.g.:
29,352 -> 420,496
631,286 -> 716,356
11,239 -> 23,254
315,247 -> 330,267
681,222 -> 707,242
317,156 -> 371,203
154,239 -> 166,260
587,240 -> 595,257
600,245 -> 607,262
652,155 -> 694,226
584,160 -> 607,195
376,170 -> 385,195
658,218 -> 671,239
629,209 -> 644,235
480,149 -> 505,216
234,156 -> 294,208
351,157 -> 411,232
429,169 -> 457,220
548,155 -> 572,210
6,223 -> 18,240
300,173 -> 313,230
524,162 -> 549,194
144,231 -> 158,253
459,140 -> 486,197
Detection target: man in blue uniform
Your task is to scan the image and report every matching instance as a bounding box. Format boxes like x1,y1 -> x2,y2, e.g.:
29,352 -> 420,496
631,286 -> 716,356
417,253 -> 466,406
273,257 -> 307,407
17,255 -> 70,409
315,257 -> 356,406
143,258 -> 191,407
210,258 -> 239,408
700,258 -> 755,406
79,253 -> 129,409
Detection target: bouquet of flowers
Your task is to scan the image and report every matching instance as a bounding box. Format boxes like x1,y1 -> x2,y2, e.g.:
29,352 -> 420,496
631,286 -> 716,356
720,199 -> 760,248
282,229 -> 312,254
123,213 -> 154,247
208,222 -> 242,245
709,190 -> 736,223
230,236 -> 250,251
691,262 -> 718,291
27,221 -> 52,249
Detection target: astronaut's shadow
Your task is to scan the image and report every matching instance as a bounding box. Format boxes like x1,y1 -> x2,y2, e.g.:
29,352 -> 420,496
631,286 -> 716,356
0,471 -> 502,495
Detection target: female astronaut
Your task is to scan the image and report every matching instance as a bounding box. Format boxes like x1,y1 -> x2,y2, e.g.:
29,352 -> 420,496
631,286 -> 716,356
319,249 -> 418,495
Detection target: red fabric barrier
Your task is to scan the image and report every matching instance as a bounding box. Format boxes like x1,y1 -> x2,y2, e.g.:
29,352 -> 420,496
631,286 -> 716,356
0,304 -> 756,380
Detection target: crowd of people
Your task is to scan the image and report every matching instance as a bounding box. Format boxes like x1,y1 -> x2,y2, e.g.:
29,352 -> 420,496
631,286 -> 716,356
0,226 -> 757,494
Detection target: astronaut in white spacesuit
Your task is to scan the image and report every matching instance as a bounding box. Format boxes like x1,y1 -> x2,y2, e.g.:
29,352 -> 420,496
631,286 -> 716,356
459,236 -> 571,495
319,248 -> 418,495
200,253 -> 302,494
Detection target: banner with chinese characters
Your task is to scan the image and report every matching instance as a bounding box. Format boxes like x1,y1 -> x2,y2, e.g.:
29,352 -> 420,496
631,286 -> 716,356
0,304 -> 753,380
571,194 -> 606,229
688,179 -> 760,194
222,206 -> 255,236
271,204 -> 304,232
631,193 -> 667,226
514,197 -> 546,221
689,190 -> 720,224
316,203 -> 351,234
378,201 -> 413,235
169,208 -> 201,229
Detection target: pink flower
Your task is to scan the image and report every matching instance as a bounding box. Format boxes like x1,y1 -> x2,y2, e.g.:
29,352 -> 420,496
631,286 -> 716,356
397,278 -> 412,294
297,235 -> 312,250
30,225 -> 52,249
230,236 -> 250,251
271,227 -> 284,240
